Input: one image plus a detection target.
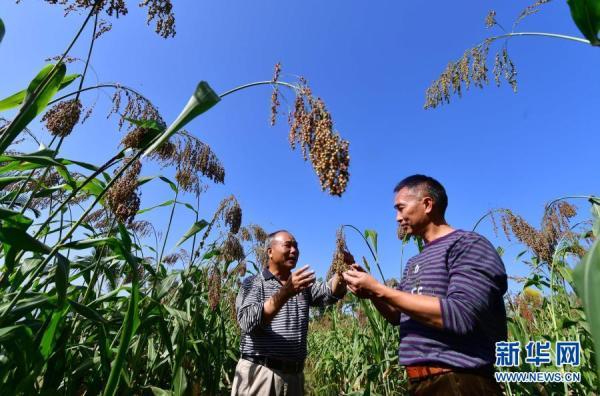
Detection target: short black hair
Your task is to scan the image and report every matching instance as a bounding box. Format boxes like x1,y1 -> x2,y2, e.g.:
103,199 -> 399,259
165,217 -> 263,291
393,175 -> 448,217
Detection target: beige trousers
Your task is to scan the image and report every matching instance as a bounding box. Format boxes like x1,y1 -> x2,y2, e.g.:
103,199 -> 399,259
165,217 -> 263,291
231,358 -> 304,396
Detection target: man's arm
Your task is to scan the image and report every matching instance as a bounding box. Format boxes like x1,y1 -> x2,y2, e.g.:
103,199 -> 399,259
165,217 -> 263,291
262,265 -> 315,325
343,270 -> 443,329
371,283 -> 442,328
369,296 -> 402,326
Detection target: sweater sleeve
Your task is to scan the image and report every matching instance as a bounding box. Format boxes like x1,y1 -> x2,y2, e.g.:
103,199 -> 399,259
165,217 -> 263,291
439,234 -> 507,335
236,275 -> 265,333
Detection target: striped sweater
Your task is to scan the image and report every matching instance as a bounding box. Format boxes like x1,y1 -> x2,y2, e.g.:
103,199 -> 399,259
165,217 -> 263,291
236,268 -> 339,362
398,230 -> 507,368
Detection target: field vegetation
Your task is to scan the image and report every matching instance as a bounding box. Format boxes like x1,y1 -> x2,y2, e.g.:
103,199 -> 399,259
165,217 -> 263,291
1,1 -> 599,395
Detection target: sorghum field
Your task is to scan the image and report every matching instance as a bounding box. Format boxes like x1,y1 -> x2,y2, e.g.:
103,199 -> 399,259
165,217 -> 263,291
1,1 -> 599,395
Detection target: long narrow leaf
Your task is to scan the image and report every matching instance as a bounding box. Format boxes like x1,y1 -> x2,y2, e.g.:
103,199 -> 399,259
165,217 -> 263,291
573,238 -> 600,378
0,63 -> 67,154
142,81 -> 220,158
0,74 -> 79,112
175,220 -> 208,247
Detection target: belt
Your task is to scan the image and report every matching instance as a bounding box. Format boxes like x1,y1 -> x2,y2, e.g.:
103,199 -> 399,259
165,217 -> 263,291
406,365 -> 454,380
242,354 -> 304,374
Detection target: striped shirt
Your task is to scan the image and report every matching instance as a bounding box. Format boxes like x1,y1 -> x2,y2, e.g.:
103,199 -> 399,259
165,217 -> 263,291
236,268 -> 339,362
398,230 -> 507,369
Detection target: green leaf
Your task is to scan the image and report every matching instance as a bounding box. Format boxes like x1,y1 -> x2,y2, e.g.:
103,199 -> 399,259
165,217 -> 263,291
175,220 -> 209,247
568,0 -> 600,45
0,18 -> 5,44
61,237 -> 120,250
0,294 -> 57,319
0,73 -> 79,112
364,229 -> 378,254
142,81 -> 220,158
0,63 -> 67,154
150,387 -> 173,396
68,299 -> 108,324
573,238 -> 600,378
103,277 -> 140,396
0,225 -> 51,253
40,306 -> 68,359
137,199 -> 176,215
0,208 -> 33,229
591,198 -> 600,237
0,176 -> 28,189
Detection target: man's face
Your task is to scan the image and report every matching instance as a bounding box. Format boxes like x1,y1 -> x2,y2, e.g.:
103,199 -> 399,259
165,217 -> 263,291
393,187 -> 432,237
268,232 -> 300,271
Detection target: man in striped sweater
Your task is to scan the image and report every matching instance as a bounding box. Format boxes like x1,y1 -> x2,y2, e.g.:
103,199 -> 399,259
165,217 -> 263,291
343,175 -> 507,395
232,230 -> 347,396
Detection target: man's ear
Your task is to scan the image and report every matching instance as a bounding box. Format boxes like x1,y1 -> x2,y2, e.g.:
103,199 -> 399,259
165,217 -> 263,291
267,247 -> 272,258
423,196 -> 434,215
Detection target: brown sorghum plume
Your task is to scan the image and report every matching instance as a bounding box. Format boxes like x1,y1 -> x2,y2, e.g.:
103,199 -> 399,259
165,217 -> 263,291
128,220 -> 153,238
199,196 -> 241,249
485,10 -> 497,28
425,39 -> 520,109
42,99 -> 82,137
139,0 -> 176,38
175,134 -> 225,195
501,201 -> 579,264
121,126 -> 151,150
239,227 -> 252,242
37,0 -> 177,38
330,228 -> 349,276
105,159 -> 142,224
224,198 -> 242,234
255,244 -> 269,268
493,48 -> 518,92
270,62 -> 282,126
250,224 -> 268,244
109,86 -> 164,131
162,249 -> 188,266
95,19 -> 113,38
397,224 -> 407,240
208,267 -> 222,311
231,261 -> 247,278
288,79 -> 350,196
514,0 -> 552,27
221,234 -> 245,263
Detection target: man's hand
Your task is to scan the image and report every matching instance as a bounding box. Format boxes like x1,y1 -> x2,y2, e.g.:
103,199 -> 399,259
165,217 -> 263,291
281,265 -> 315,297
342,267 -> 381,299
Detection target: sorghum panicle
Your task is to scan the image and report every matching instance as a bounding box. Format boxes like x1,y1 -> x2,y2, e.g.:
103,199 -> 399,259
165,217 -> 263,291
270,62 -> 282,126
42,99 -> 82,137
288,80 -> 350,196
105,159 -> 142,224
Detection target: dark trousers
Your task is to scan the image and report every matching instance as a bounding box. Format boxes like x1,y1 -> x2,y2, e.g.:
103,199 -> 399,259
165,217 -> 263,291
408,371 -> 503,396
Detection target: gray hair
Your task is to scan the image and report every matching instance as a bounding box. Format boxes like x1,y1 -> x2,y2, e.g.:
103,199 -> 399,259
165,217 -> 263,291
264,229 -> 292,250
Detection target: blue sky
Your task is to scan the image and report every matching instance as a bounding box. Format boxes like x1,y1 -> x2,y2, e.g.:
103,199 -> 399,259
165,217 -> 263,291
2,1 -> 599,290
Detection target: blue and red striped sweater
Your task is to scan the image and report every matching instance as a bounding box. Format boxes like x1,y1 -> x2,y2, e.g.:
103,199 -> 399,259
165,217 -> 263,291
398,229 -> 507,369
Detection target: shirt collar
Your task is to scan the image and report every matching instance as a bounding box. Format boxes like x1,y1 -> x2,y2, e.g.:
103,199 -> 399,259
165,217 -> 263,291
262,267 -> 275,280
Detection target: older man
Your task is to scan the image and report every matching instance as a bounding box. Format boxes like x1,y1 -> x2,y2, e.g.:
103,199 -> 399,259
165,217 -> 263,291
343,175 -> 507,395
232,230 -> 347,396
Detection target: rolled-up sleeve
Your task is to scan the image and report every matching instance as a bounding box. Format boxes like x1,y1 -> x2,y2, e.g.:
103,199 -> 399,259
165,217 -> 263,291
236,275 -> 265,333
309,279 -> 339,307
439,235 -> 507,336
